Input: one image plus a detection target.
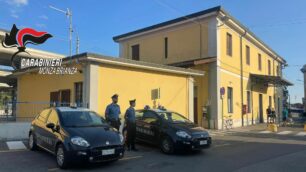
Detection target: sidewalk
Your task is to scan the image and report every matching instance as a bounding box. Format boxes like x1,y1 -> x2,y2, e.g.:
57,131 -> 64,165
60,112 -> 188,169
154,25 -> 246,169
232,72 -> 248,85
208,123 -> 306,139
0,140 -> 28,152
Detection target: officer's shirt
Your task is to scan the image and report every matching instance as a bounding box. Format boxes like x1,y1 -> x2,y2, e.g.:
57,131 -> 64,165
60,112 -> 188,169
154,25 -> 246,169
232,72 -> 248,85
125,107 -> 136,123
105,103 -> 121,120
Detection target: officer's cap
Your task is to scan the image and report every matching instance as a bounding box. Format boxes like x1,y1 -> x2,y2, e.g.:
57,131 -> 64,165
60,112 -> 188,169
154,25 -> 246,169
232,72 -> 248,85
111,94 -> 118,99
129,99 -> 136,104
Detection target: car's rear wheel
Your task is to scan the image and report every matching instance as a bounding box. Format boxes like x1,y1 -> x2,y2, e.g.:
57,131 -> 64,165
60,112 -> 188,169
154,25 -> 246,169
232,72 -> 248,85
160,136 -> 174,154
56,144 -> 69,169
28,133 -> 37,151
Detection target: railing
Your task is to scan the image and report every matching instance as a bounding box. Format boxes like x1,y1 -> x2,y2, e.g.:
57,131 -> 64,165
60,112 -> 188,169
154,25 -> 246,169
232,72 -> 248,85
0,101 -> 84,122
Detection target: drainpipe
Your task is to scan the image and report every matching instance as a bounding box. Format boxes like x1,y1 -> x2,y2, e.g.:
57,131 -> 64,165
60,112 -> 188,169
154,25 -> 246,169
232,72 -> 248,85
240,30 -> 247,127
200,23 -> 202,59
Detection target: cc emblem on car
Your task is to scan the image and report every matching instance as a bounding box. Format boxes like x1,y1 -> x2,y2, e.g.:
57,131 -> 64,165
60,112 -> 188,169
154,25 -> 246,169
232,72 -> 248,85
106,141 -> 110,145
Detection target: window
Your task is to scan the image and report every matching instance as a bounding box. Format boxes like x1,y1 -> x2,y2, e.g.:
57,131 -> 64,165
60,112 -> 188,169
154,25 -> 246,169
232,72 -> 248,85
50,91 -> 59,107
74,82 -> 83,107
226,33 -> 232,56
135,111 -> 144,119
276,65 -> 279,76
143,111 -> 158,123
164,37 -> 168,59
227,87 -> 233,113
258,53 -> 262,70
50,90 -> 71,107
60,90 -> 71,107
247,91 -> 251,113
268,60 -> 271,75
131,44 -> 140,61
46,110 -> 59,125
37,109 -> 51,123
246,45 -> 250,65
269,96 -> 272,107
151,88 -> 160,100
157,112 -> 191,123
60,111 -> 107,127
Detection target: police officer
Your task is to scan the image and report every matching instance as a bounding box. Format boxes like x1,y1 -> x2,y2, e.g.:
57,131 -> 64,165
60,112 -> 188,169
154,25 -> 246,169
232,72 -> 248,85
124,99 -> 138,151
105,94 -> 121,130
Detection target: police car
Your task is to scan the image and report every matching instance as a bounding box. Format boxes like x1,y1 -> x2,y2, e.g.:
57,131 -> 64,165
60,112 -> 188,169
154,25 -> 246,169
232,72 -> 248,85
28,107 -> 124,169
124,107 -> 211,154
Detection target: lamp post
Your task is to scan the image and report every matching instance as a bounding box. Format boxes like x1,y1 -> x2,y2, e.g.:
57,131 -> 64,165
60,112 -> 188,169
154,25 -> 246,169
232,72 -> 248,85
49,5 -> 73,57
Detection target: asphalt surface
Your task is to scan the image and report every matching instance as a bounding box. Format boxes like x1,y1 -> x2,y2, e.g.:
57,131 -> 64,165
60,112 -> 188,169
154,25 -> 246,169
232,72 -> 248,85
0,132 -> 305,172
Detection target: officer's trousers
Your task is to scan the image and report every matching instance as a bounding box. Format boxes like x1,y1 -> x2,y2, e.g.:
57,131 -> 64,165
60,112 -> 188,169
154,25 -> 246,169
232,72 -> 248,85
126,122 -> 136,149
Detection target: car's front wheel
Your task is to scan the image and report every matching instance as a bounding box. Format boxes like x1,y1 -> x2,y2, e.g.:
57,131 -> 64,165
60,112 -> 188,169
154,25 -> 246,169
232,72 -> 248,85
56,144 -> 69,169
28,133 -> 37,151
160,136 -> 174,154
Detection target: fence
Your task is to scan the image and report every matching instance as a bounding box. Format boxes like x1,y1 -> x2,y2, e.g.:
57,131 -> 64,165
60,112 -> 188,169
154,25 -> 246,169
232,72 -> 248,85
0,101 -> 84,122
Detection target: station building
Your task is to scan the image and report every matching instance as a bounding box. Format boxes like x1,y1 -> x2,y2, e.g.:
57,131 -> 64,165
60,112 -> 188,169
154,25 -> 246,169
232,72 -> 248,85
13,53 -> 203,121
113,6 -> 293,129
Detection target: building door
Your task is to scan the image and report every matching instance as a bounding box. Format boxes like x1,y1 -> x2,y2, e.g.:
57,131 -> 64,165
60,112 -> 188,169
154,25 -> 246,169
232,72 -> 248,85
60,90 -> 71,106
259,94 -> 263,123
131,44 -> 140,61
194,97 -> 198,124
193,86 -> 198,124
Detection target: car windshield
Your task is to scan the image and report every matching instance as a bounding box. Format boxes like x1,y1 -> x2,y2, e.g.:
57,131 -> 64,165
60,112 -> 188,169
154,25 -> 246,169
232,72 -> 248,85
157,111 -> 192,123
60,111 -> 107,127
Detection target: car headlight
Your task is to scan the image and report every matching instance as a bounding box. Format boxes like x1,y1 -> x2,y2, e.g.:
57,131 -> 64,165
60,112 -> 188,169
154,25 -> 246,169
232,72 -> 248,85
119,133 -> 124,143
71,136 -> 90,147
176,131 -> 191,139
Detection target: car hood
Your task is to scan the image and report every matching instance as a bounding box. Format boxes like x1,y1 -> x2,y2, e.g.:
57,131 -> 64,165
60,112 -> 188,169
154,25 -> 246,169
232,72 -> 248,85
65,126 -> 121,147
170,122 -> 208,134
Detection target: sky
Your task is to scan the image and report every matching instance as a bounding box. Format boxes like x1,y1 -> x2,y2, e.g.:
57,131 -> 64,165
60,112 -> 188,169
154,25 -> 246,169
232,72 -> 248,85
0,0 -> 305,103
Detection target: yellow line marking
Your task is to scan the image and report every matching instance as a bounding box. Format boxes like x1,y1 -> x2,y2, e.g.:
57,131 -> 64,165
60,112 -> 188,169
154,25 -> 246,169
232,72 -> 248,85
120,155 -> 143,161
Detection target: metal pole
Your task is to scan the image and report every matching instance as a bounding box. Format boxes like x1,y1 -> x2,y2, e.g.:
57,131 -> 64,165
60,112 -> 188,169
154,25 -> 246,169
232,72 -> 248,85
76,36 -> 80,54
49,5 -> 73,57
68,8 -> 72,57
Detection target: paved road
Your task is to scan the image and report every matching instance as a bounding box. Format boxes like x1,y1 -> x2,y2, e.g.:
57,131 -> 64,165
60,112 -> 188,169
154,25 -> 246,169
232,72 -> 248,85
0,132 -> 305,172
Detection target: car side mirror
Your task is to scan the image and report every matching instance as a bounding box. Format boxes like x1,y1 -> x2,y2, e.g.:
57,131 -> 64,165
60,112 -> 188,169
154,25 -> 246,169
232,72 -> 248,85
46,123 -> 55,129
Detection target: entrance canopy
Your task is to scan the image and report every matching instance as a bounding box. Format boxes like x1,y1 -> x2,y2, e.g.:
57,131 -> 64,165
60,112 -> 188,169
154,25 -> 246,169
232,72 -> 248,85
250,74 -> 293,86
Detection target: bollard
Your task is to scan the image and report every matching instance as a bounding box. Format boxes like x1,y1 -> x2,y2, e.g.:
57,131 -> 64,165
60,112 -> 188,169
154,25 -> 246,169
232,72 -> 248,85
267,124 -> 278,132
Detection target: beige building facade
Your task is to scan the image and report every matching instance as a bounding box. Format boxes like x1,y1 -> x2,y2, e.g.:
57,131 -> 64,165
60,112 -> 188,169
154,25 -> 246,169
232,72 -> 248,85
113,6 -> 292,129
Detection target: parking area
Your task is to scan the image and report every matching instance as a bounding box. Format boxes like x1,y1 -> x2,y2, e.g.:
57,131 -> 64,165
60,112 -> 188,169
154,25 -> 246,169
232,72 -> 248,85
1,133 -> 306,172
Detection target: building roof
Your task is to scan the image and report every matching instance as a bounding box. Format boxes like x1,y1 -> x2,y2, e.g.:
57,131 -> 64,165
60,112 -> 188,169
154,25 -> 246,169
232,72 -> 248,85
250,73 -> 293,86
301,65 -> 306,73
113,6 -> 221,41
169,56 -> 217,68
12,52 -> 204,77
113,6 -> 285,63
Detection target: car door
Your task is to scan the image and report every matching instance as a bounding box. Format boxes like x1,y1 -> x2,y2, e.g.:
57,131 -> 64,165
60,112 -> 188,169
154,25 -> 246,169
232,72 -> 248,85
135,110 -> 146,140
34,109 -> 51,149
44,109 -> 61,152
140,111 -> 160,144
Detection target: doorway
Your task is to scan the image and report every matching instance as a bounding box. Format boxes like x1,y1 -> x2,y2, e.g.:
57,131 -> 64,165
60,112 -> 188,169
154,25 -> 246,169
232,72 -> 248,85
193,86 -> 198,124
259,94 -> 263,123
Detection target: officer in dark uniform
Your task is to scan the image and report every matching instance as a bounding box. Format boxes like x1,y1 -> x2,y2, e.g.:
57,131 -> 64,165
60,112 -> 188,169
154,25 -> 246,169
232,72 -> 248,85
124,99 -> 138,151
105,94 -> 121,130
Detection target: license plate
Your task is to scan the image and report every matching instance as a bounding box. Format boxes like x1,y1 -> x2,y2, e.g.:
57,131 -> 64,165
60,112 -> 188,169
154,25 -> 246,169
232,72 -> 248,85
200,140 -> 207,145
102,149 -> 115,155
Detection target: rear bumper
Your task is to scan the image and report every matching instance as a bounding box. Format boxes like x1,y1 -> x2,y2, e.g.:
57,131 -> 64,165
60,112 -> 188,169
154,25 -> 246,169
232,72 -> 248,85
174,137 -> 212,150
66,145 -> 125,163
